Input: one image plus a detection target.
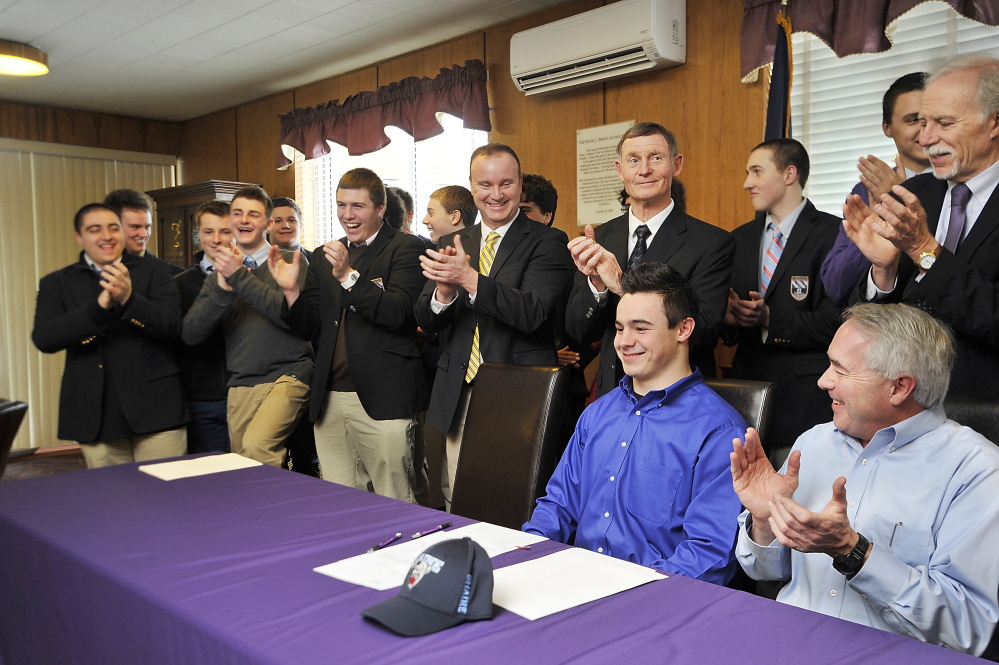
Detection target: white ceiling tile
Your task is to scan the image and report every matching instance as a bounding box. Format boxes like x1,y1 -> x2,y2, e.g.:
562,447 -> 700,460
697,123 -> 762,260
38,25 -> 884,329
490,0 -> 545,19
0,0 -> 574,121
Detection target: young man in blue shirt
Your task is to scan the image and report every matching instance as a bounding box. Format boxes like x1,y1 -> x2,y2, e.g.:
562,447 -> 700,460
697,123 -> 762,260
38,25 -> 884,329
524,262 -> 746,585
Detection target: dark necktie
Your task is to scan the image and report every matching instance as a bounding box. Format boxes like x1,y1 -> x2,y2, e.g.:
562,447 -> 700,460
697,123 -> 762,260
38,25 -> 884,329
627,224 -> 651,271
243,257 -> 258,270
944,183 -> 971,253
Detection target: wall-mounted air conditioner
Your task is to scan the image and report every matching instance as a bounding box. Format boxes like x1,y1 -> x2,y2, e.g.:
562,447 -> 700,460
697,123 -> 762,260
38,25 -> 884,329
510,0 -> 686,96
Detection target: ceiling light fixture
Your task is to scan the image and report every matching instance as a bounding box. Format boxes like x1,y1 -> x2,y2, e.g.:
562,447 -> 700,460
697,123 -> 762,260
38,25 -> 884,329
0,40 -> 49,76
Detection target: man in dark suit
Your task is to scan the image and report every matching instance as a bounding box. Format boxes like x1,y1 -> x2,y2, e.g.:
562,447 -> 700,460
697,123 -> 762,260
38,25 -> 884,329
565,122 -> 734,397
271,168 -> 428,502
104,188 -> 183,275
726,138 -> 841,455
845,54 -> 999,399
32,203 -> 188,467
415,143 -> 574,503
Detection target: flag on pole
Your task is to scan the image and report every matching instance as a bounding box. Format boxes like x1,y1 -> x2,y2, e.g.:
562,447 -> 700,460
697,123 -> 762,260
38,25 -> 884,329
764,6 -> 793,140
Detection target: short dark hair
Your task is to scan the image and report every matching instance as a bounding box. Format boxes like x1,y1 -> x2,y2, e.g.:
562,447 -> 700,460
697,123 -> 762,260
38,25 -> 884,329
387,187 -> 413,216
431,185 -> 476,228
617,122 -> 679,159
620,262 -> 700,328
231,185 -> 274,219
521,173 -> 558,224
338,168 -> 386,208
383,189 -> 405,230
195,200 -> 230,227
883,72 -> 927,125
470,143 -> 521,174
751,137 -> 810,188
618,188 -> 630,212
103,189 -> 152,215
271,197 -> 302,220
74,202 -> 118,232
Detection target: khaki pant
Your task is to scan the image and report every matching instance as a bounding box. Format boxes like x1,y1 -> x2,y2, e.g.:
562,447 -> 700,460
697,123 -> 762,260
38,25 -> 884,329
442,382 -> 474,509
314,391 -> 416,503
80,427 -> 188,468
228,376 -> 309,467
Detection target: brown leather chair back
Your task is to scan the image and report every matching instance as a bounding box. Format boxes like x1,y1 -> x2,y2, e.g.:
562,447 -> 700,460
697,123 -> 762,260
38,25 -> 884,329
0,399 -> 29,480
944,394 -> 999,446
704,378 -> 776,445
943,394 -> 999,662
450,363 -> 567,530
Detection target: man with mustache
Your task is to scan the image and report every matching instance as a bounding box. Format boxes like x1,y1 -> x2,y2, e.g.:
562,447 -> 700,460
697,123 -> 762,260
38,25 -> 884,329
845,54 -> 999,399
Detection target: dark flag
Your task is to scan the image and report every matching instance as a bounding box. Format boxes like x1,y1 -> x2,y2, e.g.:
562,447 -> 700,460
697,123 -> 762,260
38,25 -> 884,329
764,9 -> 793,140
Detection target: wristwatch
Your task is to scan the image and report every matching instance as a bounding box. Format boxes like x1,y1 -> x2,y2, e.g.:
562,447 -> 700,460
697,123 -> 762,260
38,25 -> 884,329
340,269 -> 360,290
832,532 -> 870,579
917,246 -> 941,273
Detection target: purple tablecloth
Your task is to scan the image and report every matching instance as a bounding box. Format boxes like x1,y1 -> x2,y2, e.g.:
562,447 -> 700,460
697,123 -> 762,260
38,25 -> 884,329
0,459 -> 979,664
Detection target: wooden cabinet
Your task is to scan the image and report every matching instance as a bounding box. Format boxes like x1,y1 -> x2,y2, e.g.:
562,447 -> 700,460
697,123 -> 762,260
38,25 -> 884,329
146,180 -> 256,269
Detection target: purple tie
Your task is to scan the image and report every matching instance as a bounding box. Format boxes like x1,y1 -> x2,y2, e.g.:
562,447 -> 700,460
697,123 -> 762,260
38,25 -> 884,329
944,183 -> 971,253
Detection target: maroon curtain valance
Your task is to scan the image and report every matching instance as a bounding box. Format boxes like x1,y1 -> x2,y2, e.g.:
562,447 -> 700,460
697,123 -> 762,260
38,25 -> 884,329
277,59 -> 491,168
741,0 -> 999,81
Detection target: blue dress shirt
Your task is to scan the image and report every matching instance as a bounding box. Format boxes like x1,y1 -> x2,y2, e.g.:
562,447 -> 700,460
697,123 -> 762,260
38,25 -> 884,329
737,408 -> 999,655
524,370 -> 746,585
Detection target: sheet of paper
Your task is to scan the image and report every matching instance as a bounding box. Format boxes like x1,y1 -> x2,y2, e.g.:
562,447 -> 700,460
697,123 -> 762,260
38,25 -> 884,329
492,547 -> 665,620
314,522 -> 545,591
138,453 -> 261,481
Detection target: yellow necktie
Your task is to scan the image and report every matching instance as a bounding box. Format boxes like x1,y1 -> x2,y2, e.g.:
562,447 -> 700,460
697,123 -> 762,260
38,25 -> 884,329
465,232 -> 500,382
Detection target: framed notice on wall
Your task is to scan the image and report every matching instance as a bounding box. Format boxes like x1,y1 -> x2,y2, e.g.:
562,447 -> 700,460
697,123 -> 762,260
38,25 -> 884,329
576,120 -> 634,227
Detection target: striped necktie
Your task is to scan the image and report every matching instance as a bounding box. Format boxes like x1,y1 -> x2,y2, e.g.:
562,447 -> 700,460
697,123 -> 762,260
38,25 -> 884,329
760,222 -> 783,294
243,256 -> 258,270
465,232 -> 500,383
944,183 -> 971,252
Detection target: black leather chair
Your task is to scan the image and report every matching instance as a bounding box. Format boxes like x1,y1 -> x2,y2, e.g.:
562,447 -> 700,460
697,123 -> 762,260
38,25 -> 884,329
0,399 -> 29,480
450,363 -> 568,530
943,393 -> 999,662
703,377 -> 778,459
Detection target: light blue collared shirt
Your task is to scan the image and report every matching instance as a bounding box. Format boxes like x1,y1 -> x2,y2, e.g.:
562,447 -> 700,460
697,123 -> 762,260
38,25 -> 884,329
736,408 -> 999,655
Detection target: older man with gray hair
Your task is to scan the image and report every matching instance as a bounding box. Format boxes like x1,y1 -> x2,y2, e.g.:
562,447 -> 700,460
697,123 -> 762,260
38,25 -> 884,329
845,54 -> 999,400
732,303 -> 999,655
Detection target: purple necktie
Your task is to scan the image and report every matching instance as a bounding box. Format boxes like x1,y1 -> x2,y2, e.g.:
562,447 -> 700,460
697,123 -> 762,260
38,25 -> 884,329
944,183 -> 971,253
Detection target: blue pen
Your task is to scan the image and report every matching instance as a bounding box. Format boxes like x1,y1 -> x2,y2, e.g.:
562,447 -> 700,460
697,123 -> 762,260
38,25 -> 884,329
368,532 -> 402,552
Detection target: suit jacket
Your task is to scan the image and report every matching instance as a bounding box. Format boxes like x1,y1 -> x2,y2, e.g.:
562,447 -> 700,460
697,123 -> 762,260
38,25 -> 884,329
728,201 -> 842,450
565,207 -> 735,397
856,173 -> 999,398
175,253 -> 229,402
286,223 -> 429,422
414,213 -> 574,433
32,251 -> 188,442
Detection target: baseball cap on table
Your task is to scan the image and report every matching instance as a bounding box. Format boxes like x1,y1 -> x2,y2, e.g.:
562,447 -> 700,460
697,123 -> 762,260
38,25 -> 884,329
362,537 -> 494,636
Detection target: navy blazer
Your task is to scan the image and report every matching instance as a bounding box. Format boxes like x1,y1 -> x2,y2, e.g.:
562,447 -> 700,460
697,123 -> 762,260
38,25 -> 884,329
728,201 -> 842,450
285,223 -> 429,422
32,251 -> 188,442
565,206 -> 735,397
414,213 -> 574,433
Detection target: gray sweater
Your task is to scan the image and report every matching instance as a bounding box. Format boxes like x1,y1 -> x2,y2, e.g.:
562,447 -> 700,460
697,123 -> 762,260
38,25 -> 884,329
182,252 -> 313,388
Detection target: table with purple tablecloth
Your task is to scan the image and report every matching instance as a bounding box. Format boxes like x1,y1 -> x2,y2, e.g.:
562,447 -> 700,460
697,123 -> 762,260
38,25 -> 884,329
0,458 -> 979,664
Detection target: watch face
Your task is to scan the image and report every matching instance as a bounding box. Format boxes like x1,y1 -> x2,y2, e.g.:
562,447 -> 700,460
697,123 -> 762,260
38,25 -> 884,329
919,254 -> 936,270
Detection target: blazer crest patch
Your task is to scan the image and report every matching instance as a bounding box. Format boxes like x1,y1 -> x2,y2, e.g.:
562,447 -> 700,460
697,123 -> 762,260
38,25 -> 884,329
790,276 -> 809,301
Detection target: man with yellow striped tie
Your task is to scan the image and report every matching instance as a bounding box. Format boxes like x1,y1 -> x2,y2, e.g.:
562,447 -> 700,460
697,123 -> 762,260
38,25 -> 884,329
415,143 -> 575,506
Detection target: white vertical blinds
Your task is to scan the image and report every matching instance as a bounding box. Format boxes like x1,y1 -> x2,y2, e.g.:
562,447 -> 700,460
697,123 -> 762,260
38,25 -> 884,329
791,1 -> 999,215
296,113 -> 486,248
0,138 -> 176,450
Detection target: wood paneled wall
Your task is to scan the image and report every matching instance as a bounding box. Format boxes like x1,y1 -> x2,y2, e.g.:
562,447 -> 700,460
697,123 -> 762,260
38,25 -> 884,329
0,99 -> 180,155
178,0 -> 764,233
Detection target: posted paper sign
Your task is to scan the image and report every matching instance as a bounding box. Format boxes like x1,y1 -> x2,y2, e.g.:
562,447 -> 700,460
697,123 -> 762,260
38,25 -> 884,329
576,120 -> 635,227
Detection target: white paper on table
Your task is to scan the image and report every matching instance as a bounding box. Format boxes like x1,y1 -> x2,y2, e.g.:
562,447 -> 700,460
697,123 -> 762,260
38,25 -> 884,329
492,547 -> 665,620
138,453 -> 261,481
314,522 -> 545,591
